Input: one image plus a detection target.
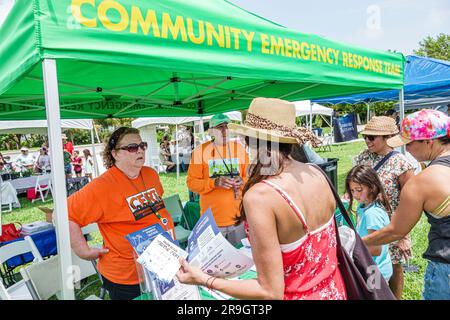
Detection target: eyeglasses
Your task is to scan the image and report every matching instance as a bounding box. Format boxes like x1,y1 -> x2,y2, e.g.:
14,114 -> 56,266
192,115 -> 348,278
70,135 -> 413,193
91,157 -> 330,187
363,135 -> 377,141
116,142 -> 148,153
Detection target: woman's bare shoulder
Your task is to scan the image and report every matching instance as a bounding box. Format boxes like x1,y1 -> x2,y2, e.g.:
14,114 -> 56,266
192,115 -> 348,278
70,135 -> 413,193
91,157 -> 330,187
243,182 -> 274,205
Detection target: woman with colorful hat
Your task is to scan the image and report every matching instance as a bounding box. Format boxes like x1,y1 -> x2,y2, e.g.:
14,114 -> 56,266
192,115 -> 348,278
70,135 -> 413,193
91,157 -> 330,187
364,109 -> 450,300
177,98 -> 347,300
354,115 -> 415,299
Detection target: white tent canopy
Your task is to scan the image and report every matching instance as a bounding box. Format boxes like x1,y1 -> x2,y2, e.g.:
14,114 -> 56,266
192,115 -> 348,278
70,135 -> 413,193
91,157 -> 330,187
132,111 -> 243,179
0,118 -> 100,177
293,100 -> 334,130
395,97 -> 450,111
294,100 -> 334,117
131,111 -> 242,128
0,119 -> 93,134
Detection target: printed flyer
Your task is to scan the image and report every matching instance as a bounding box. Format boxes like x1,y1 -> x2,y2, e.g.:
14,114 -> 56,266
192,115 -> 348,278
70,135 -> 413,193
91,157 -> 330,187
126,224 -> 200,300
187,209 -> 254,278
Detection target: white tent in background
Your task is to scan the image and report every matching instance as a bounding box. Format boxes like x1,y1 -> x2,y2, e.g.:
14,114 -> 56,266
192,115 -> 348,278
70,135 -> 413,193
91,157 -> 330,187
0,119 -> 100,177
0,119 -> 93,134
132,111 -> 243,179
293,100 -> 334,131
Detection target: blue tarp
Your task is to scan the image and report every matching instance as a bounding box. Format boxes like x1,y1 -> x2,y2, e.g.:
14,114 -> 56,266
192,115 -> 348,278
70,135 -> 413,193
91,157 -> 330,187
314,55 -> 450,107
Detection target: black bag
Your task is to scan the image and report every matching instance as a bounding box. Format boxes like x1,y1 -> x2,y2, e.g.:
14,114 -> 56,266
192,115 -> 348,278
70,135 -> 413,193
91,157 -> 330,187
311,164 -> 396,300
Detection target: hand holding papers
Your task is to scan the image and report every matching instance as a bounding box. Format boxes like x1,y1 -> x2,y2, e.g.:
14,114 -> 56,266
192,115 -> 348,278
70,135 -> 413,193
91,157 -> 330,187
126,224 -> 200,300
126,208 -> 254,300
137,234 -> 188,283
186,208 -> 254,278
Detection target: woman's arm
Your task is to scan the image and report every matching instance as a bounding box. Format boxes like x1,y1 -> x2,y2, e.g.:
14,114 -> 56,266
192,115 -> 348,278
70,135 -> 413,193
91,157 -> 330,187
177,185 -> 285,300
398,169 -> 414,189
69,220 -> 109,260
366,230 -> 381,256
363,179 -> 423,246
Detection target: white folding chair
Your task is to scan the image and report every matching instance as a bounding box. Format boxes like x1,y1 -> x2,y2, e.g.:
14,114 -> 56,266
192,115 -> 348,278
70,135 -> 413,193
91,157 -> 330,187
20,254 -> 101,300
163,194 -> 191,246
81,223 -> 106,299
32,174 -> 53,203
0,236 -> 44,300
317,134 -> 333,152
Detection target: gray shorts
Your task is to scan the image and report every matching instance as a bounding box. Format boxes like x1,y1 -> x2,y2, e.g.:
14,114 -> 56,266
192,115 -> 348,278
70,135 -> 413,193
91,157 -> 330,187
218,223 -> 246,246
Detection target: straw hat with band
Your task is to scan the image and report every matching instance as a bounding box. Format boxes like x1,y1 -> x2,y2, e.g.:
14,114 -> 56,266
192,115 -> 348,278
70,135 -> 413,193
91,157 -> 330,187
387,109 -> 450,148
360,116 -> 399,136
228,98 -> 321,147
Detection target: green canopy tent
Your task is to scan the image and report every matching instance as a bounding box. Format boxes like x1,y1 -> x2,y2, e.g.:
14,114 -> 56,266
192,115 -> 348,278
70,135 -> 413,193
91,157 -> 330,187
0,0 -> 404,299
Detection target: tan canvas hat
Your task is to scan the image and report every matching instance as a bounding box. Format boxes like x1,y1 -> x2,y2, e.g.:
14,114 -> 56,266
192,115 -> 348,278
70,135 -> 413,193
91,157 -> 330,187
360,116 -> 399,136
228,98 -> 321,146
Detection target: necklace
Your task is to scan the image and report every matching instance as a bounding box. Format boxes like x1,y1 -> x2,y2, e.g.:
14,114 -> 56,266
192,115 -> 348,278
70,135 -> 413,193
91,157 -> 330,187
127,171 -> 147,193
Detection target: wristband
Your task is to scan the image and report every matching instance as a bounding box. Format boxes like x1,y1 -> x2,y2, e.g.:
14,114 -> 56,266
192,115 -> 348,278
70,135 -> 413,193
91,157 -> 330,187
205,276 -> 214,289
209,277 -> 217,290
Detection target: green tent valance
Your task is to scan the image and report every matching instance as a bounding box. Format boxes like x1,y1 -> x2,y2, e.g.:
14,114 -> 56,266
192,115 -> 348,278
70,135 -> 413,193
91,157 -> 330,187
0,0 -> 405,119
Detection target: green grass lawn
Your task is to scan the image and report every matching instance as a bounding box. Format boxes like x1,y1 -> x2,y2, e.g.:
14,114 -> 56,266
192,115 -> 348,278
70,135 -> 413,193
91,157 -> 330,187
1,141 -> 428,300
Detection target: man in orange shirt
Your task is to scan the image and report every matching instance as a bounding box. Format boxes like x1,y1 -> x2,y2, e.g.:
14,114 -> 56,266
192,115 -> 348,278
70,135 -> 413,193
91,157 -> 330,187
187,114 -> 249,245
68,127 -> 175,300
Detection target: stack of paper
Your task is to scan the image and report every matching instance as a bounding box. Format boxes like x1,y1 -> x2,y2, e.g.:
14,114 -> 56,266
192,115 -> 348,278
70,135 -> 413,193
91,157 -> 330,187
20,221 -> 53,236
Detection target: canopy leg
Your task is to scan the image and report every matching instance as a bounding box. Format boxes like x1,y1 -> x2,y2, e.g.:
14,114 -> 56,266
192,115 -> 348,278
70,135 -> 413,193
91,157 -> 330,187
42,59 -> 74,300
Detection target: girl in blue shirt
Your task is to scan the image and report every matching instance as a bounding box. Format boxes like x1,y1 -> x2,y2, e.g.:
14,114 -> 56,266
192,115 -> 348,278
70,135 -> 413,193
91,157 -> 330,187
345,165 -> 393,281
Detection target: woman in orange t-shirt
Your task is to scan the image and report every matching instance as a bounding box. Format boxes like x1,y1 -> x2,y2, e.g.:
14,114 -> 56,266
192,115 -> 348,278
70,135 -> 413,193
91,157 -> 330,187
68,127 -> 175,300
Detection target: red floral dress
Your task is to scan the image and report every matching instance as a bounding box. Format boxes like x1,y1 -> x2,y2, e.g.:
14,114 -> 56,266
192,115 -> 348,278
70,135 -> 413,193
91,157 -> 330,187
245,180 -> 347,300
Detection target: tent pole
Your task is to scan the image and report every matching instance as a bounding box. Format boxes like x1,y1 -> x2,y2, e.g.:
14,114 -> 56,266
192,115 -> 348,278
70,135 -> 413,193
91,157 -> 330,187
93,125 -> 101,175
176,124 -> 180,180
366,102 -> 370,122
42,59 -> 74,300
90,126 -> 99,178
399,89 -> 406,155
309,102 -> 313,129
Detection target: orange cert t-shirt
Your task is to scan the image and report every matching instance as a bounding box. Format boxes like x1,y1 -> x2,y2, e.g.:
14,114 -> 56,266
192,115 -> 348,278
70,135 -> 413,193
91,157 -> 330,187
186,140 -> 249,227
68,166 -> 175,285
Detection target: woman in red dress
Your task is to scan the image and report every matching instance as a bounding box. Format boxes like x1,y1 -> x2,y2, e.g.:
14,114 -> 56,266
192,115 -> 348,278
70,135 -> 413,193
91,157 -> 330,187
177,98 -> 347,300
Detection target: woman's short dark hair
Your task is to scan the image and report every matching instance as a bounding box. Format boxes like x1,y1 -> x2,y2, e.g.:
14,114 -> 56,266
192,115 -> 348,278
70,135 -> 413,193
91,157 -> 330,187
103,127 -> 140,169
437,135 -> 450,145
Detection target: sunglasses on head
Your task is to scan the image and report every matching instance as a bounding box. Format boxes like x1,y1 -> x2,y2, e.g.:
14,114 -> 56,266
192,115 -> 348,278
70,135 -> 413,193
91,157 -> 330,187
363,135 -> 378,141
117,142 -> 148,153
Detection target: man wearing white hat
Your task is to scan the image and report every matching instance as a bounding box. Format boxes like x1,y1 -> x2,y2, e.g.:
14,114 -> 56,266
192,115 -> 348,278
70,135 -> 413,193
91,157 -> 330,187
14,146 -> 35,172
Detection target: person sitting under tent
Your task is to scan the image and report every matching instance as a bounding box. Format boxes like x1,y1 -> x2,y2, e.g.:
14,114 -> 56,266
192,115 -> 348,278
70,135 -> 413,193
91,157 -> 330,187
159,140 -> 176,173
34,146 -> 51,174
14,147 -> 35,172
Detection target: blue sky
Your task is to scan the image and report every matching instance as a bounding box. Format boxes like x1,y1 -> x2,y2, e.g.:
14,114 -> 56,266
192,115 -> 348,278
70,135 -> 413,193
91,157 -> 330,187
229,0 -> 450,55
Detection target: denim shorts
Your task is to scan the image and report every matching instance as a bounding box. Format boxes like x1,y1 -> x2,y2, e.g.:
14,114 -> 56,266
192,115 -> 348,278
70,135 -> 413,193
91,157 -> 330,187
64,164 -> 72,174
423,260 -> 450,300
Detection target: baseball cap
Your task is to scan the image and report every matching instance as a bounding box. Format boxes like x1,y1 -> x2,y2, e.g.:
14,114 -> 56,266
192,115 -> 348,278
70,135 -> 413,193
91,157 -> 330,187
61,134 -> 67,139
387,109 -> 450,148
209,113 -> 230,128
20,146 -> 29,151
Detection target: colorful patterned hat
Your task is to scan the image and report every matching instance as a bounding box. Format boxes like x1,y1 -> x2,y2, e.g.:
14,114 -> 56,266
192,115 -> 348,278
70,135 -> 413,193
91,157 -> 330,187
387,109 -> 450,148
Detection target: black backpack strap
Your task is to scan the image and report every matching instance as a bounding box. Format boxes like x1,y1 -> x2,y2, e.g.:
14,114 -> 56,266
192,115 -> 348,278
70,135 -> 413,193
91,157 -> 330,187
309,163 -> 356,231
373,151 -> 398,172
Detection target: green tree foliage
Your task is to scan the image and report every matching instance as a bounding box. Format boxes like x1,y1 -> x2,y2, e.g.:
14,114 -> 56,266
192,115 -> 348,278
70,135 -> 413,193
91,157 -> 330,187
414,33 -> 450,60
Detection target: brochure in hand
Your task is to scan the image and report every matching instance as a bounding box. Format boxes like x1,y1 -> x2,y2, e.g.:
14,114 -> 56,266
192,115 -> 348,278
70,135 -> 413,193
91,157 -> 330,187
126,208 -> 254,299
125,224 -> 200,300
186,208 -> 254,279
